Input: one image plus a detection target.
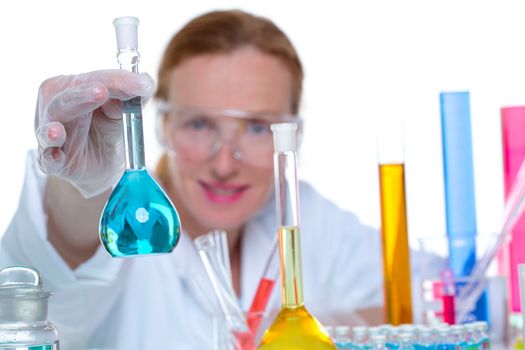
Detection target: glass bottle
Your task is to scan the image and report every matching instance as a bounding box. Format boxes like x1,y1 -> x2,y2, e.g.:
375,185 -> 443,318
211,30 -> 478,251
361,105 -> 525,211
398,333 -> 415,350
353,326 -> 370,349
435,327 -> 453,350
464,323 -> 481,350
415,327 -> 435,350
385,326 -> 400,350
450,325 -> 467,350
257,123 -> 335,349
0,266 -> 59,349
334,326 -> 351,349
473,322 -> 489,350
372,334 -> 388,350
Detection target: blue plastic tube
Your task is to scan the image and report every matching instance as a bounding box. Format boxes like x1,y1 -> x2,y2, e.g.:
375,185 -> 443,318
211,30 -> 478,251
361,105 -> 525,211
439,91 -> 488,322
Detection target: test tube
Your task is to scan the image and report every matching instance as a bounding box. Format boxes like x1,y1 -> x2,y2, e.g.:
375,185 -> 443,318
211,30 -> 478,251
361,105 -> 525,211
211,229 -> 233,288
194,235 -> 254,350
501,106 -> 525,313
376,122 -> 413,325
440,91 -> 487,322
440,268 -> 456,325
246,237 -> 279,335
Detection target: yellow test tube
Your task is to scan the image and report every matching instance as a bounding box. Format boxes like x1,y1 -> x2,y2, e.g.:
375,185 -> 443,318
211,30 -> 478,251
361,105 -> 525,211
377,123 -> 413,325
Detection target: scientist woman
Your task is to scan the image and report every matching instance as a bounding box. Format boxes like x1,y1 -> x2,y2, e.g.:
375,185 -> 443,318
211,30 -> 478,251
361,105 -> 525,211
0,9 -> 383,349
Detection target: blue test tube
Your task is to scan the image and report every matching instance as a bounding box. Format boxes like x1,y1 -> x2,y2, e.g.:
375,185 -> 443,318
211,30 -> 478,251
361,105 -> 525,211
439,91 -> 488,322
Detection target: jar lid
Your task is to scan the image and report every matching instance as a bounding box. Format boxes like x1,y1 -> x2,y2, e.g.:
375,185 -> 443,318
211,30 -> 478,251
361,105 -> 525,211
0,266 -> 49,298
0,266 -> 51,322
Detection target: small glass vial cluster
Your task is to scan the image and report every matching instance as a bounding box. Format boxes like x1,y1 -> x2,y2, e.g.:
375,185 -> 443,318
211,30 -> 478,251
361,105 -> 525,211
324,322 -> 489,350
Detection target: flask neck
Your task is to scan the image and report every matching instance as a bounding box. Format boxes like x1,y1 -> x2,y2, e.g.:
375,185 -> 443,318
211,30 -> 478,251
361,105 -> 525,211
116,49 -> 146,170
278,225 -> 304,307
122,96 -> 146,170
274,152 -> 300,227
117,49 -> 140,73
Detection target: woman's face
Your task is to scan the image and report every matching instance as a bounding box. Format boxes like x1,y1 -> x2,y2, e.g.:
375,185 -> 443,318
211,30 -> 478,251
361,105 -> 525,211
165,46 -> 294,234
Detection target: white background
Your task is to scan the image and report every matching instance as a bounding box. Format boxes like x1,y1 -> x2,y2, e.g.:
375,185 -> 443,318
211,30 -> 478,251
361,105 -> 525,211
1,0 -> 525,245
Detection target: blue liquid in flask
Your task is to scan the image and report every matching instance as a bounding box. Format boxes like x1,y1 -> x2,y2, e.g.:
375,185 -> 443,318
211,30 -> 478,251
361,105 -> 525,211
100,168 -> 180,257
99,97 -> 180,257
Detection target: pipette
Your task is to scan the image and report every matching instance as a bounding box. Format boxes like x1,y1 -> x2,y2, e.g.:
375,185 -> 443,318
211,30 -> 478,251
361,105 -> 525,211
247,237 -> 279,335
456,158 -> 525,322
194,234 -> 255,350
211,229 -> 233,287
99,17 -> 180,257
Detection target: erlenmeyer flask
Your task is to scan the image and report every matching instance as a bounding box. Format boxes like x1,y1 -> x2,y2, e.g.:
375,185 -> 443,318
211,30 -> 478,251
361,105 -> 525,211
257,123 -> 335,349
99,17 -> 180,257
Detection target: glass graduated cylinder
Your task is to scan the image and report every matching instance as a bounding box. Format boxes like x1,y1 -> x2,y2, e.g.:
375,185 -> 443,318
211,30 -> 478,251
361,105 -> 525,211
378,163 -> 413,325
257,226 -> 335,350
100,168 -> 180,257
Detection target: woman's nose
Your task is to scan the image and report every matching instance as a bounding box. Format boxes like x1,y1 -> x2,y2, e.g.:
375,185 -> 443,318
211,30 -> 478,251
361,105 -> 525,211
209,141 -> 241,179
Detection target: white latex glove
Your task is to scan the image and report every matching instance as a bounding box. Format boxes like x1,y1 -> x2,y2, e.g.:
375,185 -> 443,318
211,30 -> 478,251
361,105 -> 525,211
35,69 -> 155,198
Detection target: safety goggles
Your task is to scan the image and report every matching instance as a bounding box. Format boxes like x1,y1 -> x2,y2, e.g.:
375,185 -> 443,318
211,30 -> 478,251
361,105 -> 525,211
156,102 -> 302,168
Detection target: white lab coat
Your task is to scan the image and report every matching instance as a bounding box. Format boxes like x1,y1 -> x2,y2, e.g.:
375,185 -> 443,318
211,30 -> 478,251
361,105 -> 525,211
0,151 -> 388,350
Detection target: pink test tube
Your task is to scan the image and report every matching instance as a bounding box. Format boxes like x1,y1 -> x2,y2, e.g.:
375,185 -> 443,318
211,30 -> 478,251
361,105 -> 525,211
247,238 -> 279,336
441,269 -> 456,324
501,106 -> 525,313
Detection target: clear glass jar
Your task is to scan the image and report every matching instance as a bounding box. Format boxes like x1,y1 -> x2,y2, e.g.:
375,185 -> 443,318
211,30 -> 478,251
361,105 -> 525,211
0,266 -> 59,349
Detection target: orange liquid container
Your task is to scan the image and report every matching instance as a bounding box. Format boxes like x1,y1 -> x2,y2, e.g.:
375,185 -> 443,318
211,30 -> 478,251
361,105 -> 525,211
378,163 -> 413,325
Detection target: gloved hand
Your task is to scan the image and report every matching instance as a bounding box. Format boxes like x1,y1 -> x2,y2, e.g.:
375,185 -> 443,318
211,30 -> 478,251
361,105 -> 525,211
35,69 -> 155,198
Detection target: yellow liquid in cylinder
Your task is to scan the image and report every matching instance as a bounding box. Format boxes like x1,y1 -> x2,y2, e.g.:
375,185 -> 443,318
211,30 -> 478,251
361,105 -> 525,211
257,226 -> 335,350
378,163 -> 413,325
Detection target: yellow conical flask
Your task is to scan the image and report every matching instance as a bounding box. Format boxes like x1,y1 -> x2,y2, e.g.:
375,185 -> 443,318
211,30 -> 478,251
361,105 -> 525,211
257,123 -> 335,350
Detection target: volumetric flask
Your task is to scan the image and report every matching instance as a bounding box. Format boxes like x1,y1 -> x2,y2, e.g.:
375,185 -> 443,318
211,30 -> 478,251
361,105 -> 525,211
257,123 -> 335,350
99,17 -> 180,257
